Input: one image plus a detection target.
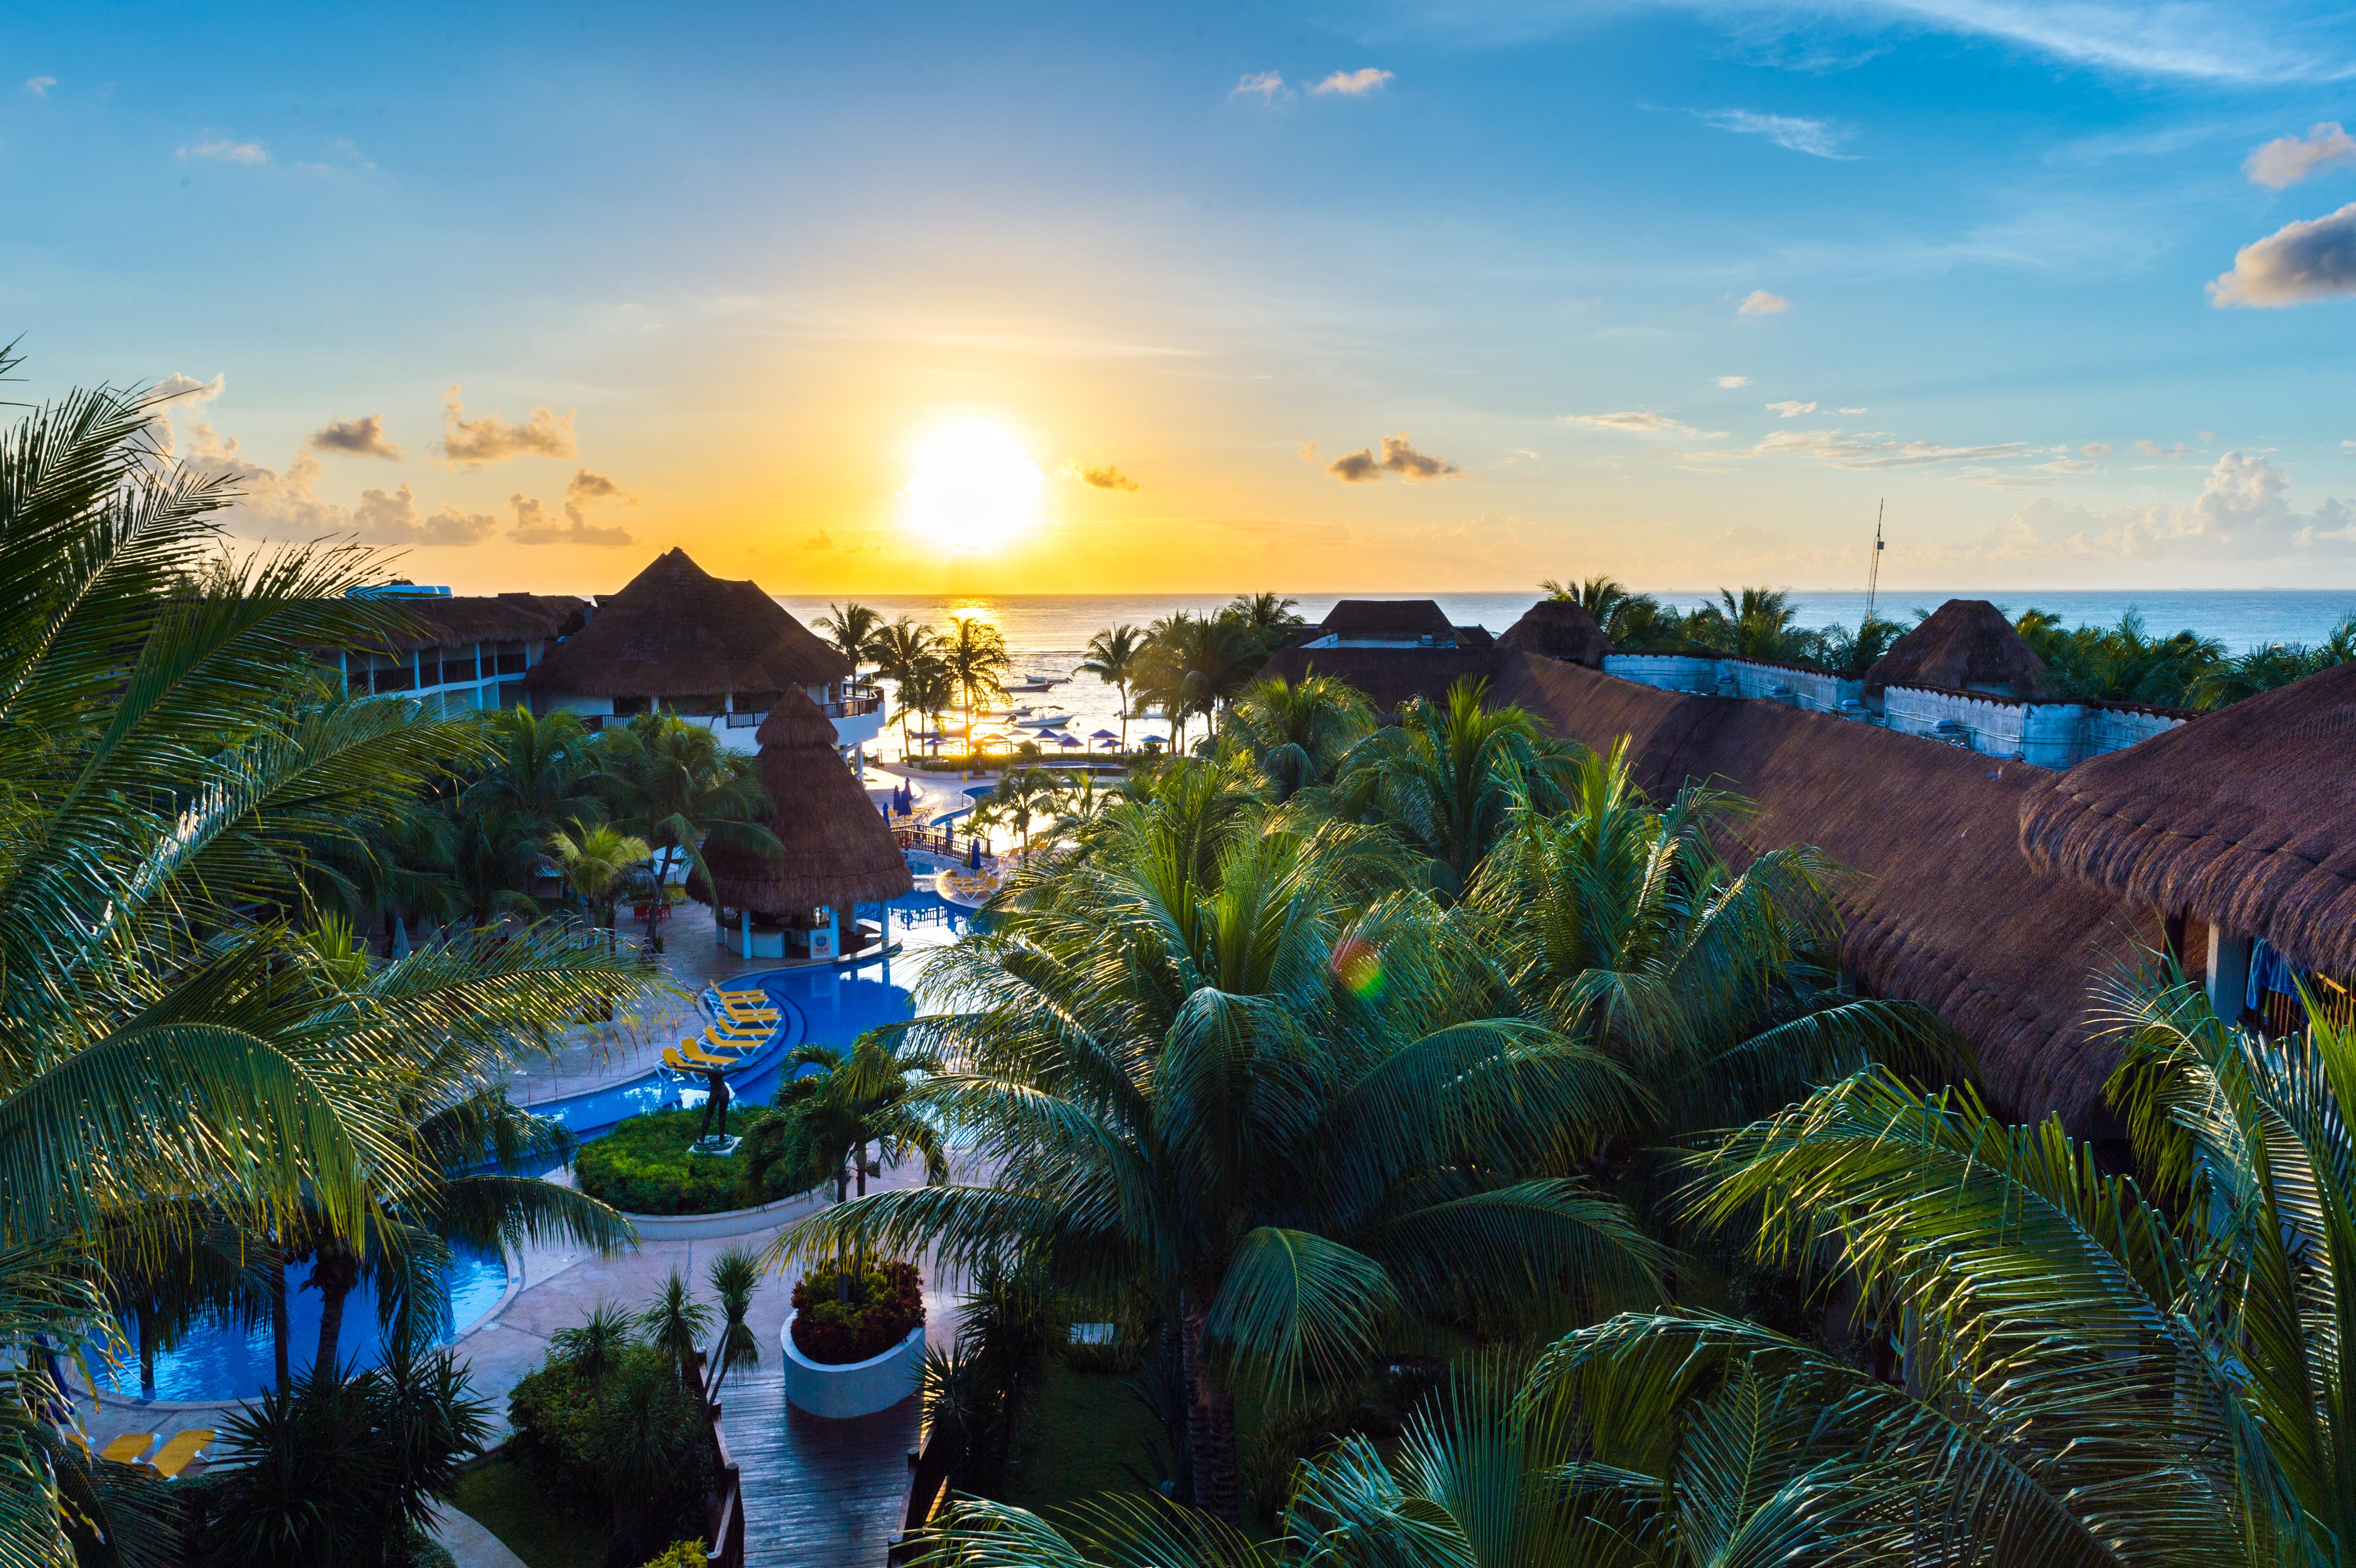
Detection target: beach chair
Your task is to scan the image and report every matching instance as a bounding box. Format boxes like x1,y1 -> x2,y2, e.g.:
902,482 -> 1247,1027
145,1429 -> 214,1479
700,1029 -> 758,1056
720,1001 -> 780,1024
708,1020 -> 770,1042
714,986 -> 769,1003
86,1432 -> 157,1465
679,1039 -> 736,1069
661,1046 -> 697,1075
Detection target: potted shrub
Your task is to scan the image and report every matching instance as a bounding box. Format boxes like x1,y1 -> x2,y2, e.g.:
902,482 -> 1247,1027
781,1258 -> 926,1418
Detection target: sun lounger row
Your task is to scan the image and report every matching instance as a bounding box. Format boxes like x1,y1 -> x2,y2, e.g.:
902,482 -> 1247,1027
76,1427 -> 214,1478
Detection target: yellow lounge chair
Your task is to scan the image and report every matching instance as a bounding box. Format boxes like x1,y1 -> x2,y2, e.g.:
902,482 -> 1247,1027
90,1432 -> 157,1465
679,1039 -> 736,1069
146,1429 -> 213,1479
700,1030 -> 757,1056
714,986 -> 769,1002
708,1023 -> 770,1043
721,1004 -> 780,1024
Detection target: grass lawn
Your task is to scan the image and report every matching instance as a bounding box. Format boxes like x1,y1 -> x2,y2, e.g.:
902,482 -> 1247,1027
454,1457 -> 608,1568
1001,1360 -> 1171,1519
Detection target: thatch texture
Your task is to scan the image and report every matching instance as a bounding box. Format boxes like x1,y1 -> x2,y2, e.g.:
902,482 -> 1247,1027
1318,599 -> 1459,641
2019,660 -> 2356,977
522,547 -> 848,700
1864,599 -> 2048,698
1489,653 -> 2155,1131
694,688 -> 914,916
1254,645 -> 1498,717
1495,600 -> 1612,668
359,594 -> 586,654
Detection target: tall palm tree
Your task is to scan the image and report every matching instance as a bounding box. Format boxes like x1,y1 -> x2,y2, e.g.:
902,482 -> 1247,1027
899,661 -> 956,760
766,771 -> 1657,1520
753,1029 -> 950,1202
1540,573 -> 1632,630
1222,593 -> 1303,654
468,705 -> 602,834
941,615 -> 1013,761
871,618 -> 946,755
1079,624 -> 1145,753
594,711 -> 780,892
1219,675 -> 1373,802
815,601 -> 885,681
970,766 -> 1062,855
546,821 -> 652,927
1137,614 -> 1257,747
1330,678 -> 1582,899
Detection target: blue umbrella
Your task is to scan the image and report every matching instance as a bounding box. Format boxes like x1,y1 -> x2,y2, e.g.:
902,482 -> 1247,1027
968,838 -> 982,869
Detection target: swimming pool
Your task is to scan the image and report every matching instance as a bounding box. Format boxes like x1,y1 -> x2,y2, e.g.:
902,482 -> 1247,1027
114,885 -> 973,1403
930,783 -> 995,827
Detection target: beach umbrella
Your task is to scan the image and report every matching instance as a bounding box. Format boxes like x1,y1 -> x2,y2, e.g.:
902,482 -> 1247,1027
968,837 -> 982,869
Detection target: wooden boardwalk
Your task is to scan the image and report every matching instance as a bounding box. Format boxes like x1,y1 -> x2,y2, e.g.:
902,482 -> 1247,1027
720,1371 -> 920,1568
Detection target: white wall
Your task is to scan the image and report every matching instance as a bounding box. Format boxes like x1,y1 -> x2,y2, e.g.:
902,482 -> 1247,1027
1882,685 -> 2184,767
1602,655 -> 1862,713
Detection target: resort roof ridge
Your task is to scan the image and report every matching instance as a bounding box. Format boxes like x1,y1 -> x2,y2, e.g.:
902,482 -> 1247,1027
522,546 -> 849,701
1864,598 -> 2049,700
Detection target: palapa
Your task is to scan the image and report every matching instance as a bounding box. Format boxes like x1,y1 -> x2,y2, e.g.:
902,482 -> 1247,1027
522,547 -> 847,702
1863,598 -> 2049,698
693,688 -> 914,917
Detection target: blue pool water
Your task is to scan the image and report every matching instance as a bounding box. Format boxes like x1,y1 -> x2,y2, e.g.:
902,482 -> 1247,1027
112,882 -> 973,1403
930,784 -> 995,827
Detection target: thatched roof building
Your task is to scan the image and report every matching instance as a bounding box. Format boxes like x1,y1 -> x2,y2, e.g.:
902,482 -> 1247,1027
1495,600 -> 1612,668
1317,599 -> 1460,645
368,593 -> 587,652
1254,645 -> 1496,716
693,688 -> 913,917
2020,661 -> 2356,980
1488,653 -> 2156,1131
522,548 -> 848,707
1864,599 -> 2048,698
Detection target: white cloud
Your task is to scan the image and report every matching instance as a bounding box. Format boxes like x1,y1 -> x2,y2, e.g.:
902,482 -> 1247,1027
509,471 -> 637,546
2139,439 -> 2190,458
2034,457 -> 2098,474
141,373 -> 226,457
1561,410 -> 1727,439
1808,0 -> 2349,84
181,423 -> 496,546
348,485 -> 497,546
23,76 -> 56,96
177,137 -> 268,165
2208,202 -> 2356,307
2246,123 -> 2356,188
1715,374 -> 1750,388
1765,399 -> 1817,417
1953,452 -> 2356,566
1309,68 -> 1393,96
2082,442 -> 2112,456
1737,289 -> 1791,315
1697,108 -> 1855,159
1839,405 -> 1869,414
438,384 -> 578,464
1675,425 -> 2033,473
308,414 -> 405,459
1230,71 -> 1286,100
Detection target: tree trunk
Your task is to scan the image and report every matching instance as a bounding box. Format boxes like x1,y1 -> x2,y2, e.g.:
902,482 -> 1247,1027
1179,1291 -> 1237,1523
269,1240 -> 290,1393
855,1139 -> 869,1197
316,1279 -> 351,1374
135,1302 -> 156,1397
835,1159 -> 850,1204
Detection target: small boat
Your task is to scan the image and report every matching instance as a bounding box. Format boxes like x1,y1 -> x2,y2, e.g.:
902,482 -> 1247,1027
1003,676 -> 1063,693
1013,710 -> 1071,729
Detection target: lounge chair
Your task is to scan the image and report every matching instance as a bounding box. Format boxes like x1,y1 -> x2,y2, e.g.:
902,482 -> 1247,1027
679,1039 -> 737,1069
713,986 -> 769,1002
145,1429 -> 214,1479
720,1003 -> 780,1024
661,1046 -> 696,1074
708,1022 -> 770,1043
700,1030 -> 758,1056
90,1432 -> 157,1465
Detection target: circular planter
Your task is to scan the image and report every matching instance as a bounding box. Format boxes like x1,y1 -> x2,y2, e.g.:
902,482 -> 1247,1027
781,1312 -> 925,1418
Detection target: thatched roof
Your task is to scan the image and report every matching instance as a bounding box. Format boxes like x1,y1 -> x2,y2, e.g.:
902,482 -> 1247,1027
2020,660 -> 2356,976
1255,645 -> 1497,717
692,687 -> 914,916
371,593 -> 586,653
1496,600 -> 1612,668
522,548 -> 848,700
1319,600 -> 1458,641
1488,653 -> 2156,1132
1865,599 -> 2048,698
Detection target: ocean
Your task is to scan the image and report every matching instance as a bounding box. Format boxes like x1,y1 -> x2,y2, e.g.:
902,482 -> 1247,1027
777,588 -> 2356,762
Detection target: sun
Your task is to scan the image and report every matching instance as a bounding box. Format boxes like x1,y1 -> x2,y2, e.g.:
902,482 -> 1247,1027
900,420 -> 1041,553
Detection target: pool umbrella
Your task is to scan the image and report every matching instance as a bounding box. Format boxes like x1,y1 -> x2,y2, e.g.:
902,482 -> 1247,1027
1090,729 -> 1117,742
968,838 -> 982,869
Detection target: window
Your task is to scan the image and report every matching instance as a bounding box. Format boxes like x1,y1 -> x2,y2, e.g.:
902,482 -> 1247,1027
493,643 -> 528,676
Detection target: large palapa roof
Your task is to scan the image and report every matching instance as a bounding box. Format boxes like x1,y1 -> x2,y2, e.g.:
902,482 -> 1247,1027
692,687 -> 914,915
370,593 -> 587,653
1318,599 -> 1459,641
522,548 -> 848,700
1255,645 -> 1498,717
1495,600 -> 1612,668
1488,653 -> 2154,1132
1865,599 -> 2049,698
2020,660 -> 2356,977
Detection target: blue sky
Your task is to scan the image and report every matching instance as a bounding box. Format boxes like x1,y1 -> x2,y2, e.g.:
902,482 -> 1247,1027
10,1 -> 2356,594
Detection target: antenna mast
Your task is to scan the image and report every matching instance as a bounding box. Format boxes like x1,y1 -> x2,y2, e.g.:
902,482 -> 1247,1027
1864,499 -> 1885,623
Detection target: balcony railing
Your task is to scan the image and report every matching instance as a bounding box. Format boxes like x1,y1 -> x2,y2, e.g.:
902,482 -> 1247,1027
825,695 -> 884,719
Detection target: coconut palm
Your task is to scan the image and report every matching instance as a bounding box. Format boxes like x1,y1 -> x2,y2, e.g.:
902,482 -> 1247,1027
899,661 -> 957,759
547,821 -> 653,927
468,704 -> 603,833
942,616 -> 1013,761
754,1030 -> 951,1202
1219,675 -> 1374,802
1329,678 -> 1583,899
767,770 -> 1658,1520
815,601 -> 885,679
1540,573 -> 1632,630
872,618 -> 946,754
970,766 -> 1063,855
1137,613 -> 1260,745
1079,624 -> 1145,753
1222,593 -> 1304,653
593,711 -> 780,892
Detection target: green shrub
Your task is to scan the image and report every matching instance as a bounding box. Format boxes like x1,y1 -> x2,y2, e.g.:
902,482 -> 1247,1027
635,1543 -> 709,1568
509,1336 -> 713,1567
788,1260 -> 924,1364
574,1107 -> 775,1214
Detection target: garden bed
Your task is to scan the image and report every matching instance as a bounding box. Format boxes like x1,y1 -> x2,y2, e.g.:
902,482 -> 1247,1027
453,1457 -> 607,1568
572,1107 -> 773,1215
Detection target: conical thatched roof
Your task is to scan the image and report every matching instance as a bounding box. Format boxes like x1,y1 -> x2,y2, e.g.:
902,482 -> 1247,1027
1864,599 -> 2048,698
522,547 -> 848,700
693,687 -> 913,916
1496,600 -> 1612,668
2020,661 -> 2356,977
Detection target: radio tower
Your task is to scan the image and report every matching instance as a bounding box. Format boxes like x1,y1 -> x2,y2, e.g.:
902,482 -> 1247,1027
1864,499 -> 1885,623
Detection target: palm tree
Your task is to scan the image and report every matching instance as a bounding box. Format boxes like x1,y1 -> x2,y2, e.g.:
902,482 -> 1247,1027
871,618 -> 946,755
1650,964 -> 2356,1566
1219,675 -> 1373,801
1136,614 -> 1257,748
0,351 -> 657,1560
815,601 -> 885,680
469,704 -> 602,833
898,661 -> 957,760
754,1029 -> 951,1202
2186,617 -> 2355,708
1221,593 -> 1304,654
704,1247 -> 761,1396
638,1267 -> 714,1388
594,711 -> 781,893
547,821 -> 653,927
1540,573 -> 1632,630
969,766 -> 1062,855
767,771 -> 1657,1520
1079,625 -> 1145,753
941,615 -> 1013,762
1330,677 -> 1583,899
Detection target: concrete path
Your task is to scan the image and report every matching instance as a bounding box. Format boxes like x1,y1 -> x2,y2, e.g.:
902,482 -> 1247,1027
431,1504 -> 529,1568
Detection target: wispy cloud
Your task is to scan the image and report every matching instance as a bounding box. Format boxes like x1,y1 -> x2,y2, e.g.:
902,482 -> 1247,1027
1230,71 -> 1286,101
1561,410 -> 1727,439
22,76 -> 55,96
2209,203 -> 2356,307
307,414 -> 404,460
1765,400 -> 1817,417
439,385 -> 579,464
1697,108 -> 1855,159
1074,463 -> 1139,491
1674,425 -> 2034,473
177,136 -> 268,165
1326,431 -> 1462,482
1737,289 -> 1791,315
1774,0 -> 2352,84
1310,68 -> 1394,96
1715,375 -> 1750,388
2246,123 -> 2356,188
1329,448 -> 1381,483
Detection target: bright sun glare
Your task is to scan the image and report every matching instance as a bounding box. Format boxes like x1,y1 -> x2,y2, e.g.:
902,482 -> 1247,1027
900,420 -> 1041,553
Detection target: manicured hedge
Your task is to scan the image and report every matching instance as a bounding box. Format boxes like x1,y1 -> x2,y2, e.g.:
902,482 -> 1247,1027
789,1259 -> 925,1365
573,1107 -> 772,1215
